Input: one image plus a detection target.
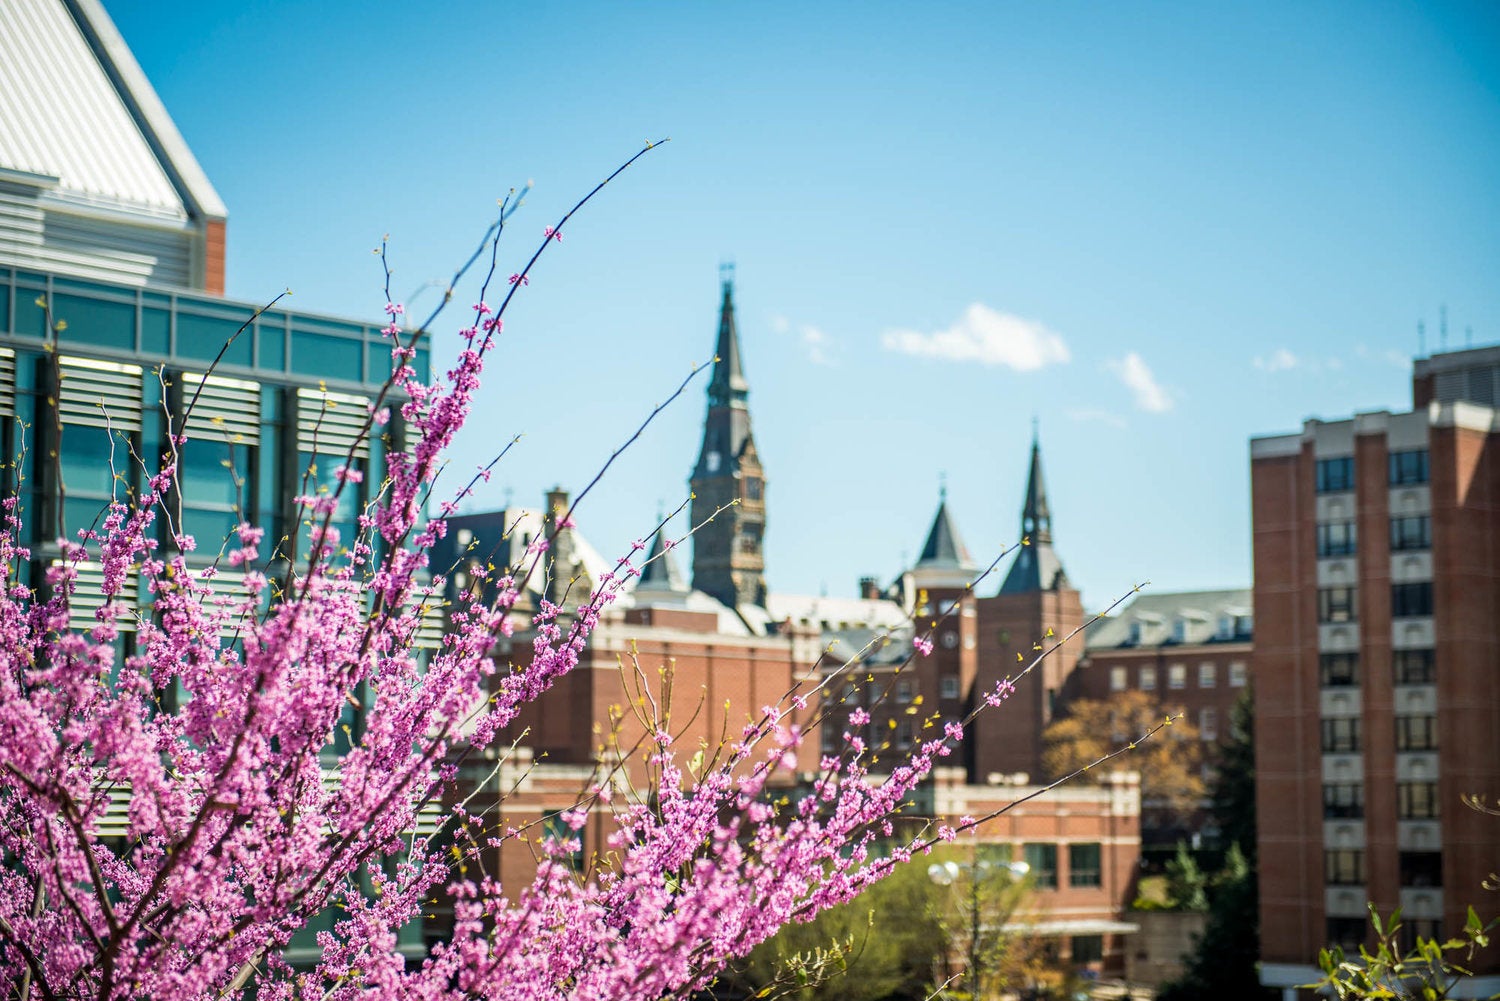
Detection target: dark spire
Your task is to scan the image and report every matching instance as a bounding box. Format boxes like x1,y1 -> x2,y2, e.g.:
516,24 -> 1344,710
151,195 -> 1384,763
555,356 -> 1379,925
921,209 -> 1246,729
999,429 -> 1069,594
706,275 -> 749,410
1021,432 -> 1052,544
637,524 -> 688,593
916,494 -> 976,573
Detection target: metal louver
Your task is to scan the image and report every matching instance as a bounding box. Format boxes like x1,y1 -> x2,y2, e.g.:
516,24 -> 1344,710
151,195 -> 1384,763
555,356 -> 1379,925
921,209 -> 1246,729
56,560 -> 140,632
58,356 -> 143,432
296,387 -> 371,459
413,596 -> 448,650
179,372 -> 262,445
0,348 -> 15,417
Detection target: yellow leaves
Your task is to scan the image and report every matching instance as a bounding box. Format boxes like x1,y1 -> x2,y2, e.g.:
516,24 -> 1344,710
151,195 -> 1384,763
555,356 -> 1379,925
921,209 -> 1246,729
887,719 -> 897,730
1016,652 -> 1024,663
1045,627 -> 1055,638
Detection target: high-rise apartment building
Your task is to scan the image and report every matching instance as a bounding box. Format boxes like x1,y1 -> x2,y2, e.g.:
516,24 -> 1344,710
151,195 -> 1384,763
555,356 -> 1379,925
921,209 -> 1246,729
1251,346 -> 1500,997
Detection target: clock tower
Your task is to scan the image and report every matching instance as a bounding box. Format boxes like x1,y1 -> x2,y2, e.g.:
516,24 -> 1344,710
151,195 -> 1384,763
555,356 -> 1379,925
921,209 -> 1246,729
690,274 -> 767,609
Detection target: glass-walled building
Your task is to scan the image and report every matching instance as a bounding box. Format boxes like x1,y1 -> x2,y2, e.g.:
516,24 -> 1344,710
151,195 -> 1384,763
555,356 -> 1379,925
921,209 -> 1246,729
0,265 -> 429,595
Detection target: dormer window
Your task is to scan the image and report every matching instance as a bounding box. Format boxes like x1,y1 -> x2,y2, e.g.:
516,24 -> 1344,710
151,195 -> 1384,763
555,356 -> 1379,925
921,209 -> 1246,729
1128,620 -> 1144,645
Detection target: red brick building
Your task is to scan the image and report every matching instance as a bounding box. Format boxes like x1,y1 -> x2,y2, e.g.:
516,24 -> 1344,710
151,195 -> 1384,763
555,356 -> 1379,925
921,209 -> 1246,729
1251,345 -> 1500,997
1068,589 -> 1254,845
437,278 -> 1144,975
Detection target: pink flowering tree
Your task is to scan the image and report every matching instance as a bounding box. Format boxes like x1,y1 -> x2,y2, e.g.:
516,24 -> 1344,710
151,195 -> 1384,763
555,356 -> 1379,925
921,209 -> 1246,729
0,145 -> 1156,1001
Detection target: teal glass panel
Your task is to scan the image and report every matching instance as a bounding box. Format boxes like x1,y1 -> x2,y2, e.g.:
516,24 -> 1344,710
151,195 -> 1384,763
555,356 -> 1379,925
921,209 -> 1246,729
58,427 -> 127,496
256,321 -> 285,370
15,290 -> 46,338
412,346 -> 430,383
365,341 -> 392,384
0,286 -> 8,334
179,439 -> 247,509
53,294 -> 134,351
291,330 -> 361,379
178,313 -> 252,367
141,308 -> 169,355
179,507 -> 239,549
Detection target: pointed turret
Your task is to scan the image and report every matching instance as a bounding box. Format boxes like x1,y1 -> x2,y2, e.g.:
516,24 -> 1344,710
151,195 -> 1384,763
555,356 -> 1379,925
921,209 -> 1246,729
690,271 -> 768,609
999,432 -> 1069,594
916,488 -> 976,574
637,526 -> 688,594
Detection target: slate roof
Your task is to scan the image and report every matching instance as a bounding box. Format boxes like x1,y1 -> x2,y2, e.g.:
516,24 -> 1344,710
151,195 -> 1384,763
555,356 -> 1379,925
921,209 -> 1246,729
1084,588 -> 1253,650
915,498 -> 976,572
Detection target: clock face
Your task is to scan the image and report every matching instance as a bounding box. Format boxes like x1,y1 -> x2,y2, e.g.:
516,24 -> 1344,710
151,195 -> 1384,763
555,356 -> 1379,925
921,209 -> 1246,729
706,452 -> 721,472
942,631 -> 959,649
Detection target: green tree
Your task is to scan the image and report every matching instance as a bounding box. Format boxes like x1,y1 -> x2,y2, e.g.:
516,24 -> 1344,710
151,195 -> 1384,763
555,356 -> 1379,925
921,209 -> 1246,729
1158,689 -> 1273,1001
729,855 -> 947,1001
1163,842 -> 1208,912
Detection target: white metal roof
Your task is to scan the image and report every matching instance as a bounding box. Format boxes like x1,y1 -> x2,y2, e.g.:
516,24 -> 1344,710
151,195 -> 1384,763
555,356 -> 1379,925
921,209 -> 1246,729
0,0 -> 225,221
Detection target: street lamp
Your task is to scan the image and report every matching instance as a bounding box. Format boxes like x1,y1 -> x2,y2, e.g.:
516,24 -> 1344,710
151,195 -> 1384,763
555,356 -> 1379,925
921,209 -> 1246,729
928,855 -> 1030,1000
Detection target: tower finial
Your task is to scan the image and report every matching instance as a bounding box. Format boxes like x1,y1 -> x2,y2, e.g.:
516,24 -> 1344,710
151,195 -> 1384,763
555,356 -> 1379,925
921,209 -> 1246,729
939,470 -> 947,503
719,260 -> 735,289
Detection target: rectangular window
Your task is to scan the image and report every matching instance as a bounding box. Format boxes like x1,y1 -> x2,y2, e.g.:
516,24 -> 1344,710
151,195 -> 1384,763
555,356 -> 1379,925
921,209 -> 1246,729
1327,917 -> 1367,952
1398,782 -> 1440,819
896,680 -> 913,704
1325,849 -> 1365,885
1391,582 -> 1433,618
1399,919 -> 1444,954
1139,666 -> 1156,691
1323,783 -> 1364,819
1229,661 -> 1248,687
1317,456 -> 1355,493
1068,843 -> 1102,888
940,675 -> 960,700
1023,843 -> 1058,889
1396,715 -> 1438,751
1109,666 -> 1127,692
1393,649 -> 1436,685
1390,515 -> 1432,551
1200,708 -> 1218,741
1168,663 -> 1186,689
1071,934 -> 1104,963
1198,662 -> 1216,688
1399,851 -> 1443,888
1317,521 -> 1358,557
1319,653 -> 1359,687
1319,587 -> 1358,623
1320,717 -> 1361,753
1389,449 -> 1429,486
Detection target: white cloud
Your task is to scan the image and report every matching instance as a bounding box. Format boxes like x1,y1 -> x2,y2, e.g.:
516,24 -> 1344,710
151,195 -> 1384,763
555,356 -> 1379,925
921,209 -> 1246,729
800,325 -> 832,366
1107,352 -> 1172,413
1254,348 -> 1299,372
1066,407 -> 1127,429
881,304 -> 1070,371
770,314 -> 790,334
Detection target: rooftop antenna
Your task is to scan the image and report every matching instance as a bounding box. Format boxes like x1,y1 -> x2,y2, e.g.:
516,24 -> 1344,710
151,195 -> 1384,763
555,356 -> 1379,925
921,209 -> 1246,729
502,485 -> 515,508
1418,321 -> 1426,357
1466,324 -> 1474,349
1440,304 -> 1448,352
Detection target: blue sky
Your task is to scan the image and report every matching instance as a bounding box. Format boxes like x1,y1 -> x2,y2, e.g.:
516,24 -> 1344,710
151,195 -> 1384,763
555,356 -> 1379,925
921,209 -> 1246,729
112,1 -> 1500,609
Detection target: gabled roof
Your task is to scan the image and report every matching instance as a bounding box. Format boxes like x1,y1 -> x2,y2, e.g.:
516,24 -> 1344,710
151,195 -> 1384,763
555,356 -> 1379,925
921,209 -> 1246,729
0,0 -> 226,222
